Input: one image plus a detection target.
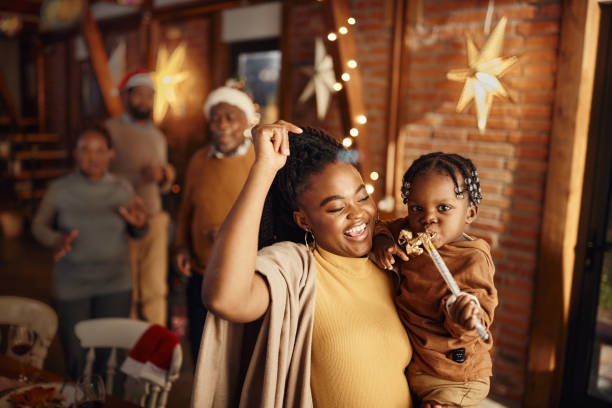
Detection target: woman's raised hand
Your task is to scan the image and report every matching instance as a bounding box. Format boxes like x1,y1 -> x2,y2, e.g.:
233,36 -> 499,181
251,120 -> 302,173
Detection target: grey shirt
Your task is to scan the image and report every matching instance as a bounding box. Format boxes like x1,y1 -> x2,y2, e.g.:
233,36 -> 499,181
105,114 -> 170,216
32,171 -> 136,300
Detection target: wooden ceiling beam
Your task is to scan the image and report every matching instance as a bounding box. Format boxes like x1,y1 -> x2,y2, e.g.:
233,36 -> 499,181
0,0 -> 40,17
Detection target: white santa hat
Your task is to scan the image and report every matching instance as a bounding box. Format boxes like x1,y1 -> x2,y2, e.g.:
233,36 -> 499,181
203,85 -> 259,126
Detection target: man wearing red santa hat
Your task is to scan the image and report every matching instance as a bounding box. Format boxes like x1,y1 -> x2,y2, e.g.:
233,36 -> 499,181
106,69 -> 176,326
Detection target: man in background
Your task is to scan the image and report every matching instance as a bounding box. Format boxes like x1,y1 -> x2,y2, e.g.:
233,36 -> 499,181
106,69 -> 176,326
174,84 -> 258,363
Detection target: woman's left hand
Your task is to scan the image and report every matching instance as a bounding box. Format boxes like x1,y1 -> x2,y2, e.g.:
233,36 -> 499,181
119,197 -> 147,228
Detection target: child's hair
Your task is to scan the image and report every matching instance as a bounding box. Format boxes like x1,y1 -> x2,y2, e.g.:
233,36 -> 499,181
258,126 -> 350,248
401,152 -> 482,206
75,123 -> 113,150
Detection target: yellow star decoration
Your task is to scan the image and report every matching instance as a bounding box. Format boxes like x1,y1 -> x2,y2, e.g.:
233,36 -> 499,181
152,43 -> 189,123
446,17 -> 518,133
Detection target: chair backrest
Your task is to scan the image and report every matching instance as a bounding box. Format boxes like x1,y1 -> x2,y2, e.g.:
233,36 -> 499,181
0,296 -> 58,368
74,318 -> 182,408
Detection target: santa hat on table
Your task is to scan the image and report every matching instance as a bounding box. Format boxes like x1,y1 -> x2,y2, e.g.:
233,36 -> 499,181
119,68 -> 156,92
120,324 -> 180,386
203,81 -> 260,127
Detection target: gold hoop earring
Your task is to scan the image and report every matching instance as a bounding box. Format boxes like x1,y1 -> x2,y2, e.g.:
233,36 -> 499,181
304,230 -> 316,252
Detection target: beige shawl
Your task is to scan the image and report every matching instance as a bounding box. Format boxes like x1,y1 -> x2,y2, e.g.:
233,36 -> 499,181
191,242 -> 317,408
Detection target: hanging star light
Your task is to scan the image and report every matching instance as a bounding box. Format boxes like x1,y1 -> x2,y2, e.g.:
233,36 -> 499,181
446,17 -> 518,133
152,43 -> 189,123
298,37 -> 337,120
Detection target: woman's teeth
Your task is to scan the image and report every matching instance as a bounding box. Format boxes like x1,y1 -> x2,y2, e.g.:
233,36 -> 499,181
345,223 -> 366,237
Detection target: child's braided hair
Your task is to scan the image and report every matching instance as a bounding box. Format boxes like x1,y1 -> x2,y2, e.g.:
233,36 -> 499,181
258,126 -> 353,248
400,152 -> 482,206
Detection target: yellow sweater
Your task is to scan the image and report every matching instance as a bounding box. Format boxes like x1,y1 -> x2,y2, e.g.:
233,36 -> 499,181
311,247 -> 413,407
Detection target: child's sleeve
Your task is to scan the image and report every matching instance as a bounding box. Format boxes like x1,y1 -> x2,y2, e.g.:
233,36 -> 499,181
374,217 -> 410,243
32,183 -> 61,247
441,250 -> 498,339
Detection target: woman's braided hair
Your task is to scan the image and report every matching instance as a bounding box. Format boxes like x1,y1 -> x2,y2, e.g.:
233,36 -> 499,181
258,126 -> 349,248
400,152 -> 483,207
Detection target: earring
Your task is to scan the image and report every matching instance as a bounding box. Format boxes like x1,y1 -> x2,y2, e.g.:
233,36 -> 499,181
304,229 -> 316,252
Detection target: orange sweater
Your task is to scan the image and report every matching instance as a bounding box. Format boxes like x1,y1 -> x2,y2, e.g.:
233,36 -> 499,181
379,218 -> 498,382
174,145 -> 255,274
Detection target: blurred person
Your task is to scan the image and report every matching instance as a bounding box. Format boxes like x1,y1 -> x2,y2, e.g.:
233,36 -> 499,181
105,69 -> 176,326
174,84 -> 258,364
32,125 -> 147,379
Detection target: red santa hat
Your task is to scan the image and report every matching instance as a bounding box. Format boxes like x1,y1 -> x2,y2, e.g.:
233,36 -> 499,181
120,324 -> 180,386
119,68 -> 155,92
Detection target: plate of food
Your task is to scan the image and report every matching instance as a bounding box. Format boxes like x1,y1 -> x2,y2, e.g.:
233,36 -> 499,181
0,382 -> 79,408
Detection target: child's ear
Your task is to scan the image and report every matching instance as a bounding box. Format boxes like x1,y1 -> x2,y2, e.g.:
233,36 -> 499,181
293,209 -> 311,232
465,204 -> 478,225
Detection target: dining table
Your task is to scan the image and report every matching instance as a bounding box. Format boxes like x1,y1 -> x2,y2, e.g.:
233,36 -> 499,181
0,354 -> 139,407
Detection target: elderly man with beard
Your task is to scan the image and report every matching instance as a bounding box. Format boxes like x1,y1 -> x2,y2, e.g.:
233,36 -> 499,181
174,85 -> 257,363
105,70 -> 176,326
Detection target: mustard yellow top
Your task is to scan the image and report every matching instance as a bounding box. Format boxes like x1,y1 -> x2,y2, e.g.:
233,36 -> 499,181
311,246 -> 413,407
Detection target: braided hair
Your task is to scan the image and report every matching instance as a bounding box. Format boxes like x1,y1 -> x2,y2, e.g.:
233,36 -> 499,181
258,127 -> 351,248
400,152 -> 482,207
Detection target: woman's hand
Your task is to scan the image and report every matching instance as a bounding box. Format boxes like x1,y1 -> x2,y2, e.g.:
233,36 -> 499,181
119,197 -> 147,228
175,247 -> 192,277
251,120 -> 302,174
54,229 -> 79,260
370,234 -> 409,270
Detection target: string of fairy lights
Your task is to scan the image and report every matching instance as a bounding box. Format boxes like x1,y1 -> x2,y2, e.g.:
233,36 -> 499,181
320,4 -> 378,195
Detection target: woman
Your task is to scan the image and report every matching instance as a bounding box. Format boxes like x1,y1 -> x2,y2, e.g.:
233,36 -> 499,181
192,122 -> 412,407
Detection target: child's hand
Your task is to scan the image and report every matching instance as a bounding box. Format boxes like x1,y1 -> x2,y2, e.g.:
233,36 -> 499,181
175,247 -> 192,277
119,197 -> 147,228
370,234 -> 409,270
448,294 -> 482,330
54,229 -> 79,260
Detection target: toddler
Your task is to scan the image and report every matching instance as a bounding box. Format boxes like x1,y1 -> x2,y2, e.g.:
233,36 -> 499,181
372,152 -> 498,408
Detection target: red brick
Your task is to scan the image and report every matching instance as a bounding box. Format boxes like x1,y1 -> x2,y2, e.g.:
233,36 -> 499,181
541,4 -> 562,18
520,49 -> 558,63
428,9 -> 488,25
432,128 -> 469,140
522,91 -> 555,104
508,77 -> 555,90
508,131 -> 549,145
500,236 -> 538,252
472,156 -> 506,170
511,199 -> 542,213
496,310 -> 530,331
525,34 -> 559,48
473,143 -> 515,157
471,220 -> 507,233
519,119 -> 552,132
479,169 -> 514,183
487,116 -> 519,130
515,146 -> 548,160
480,183 -> 504,195
517,20 -> 560,35
424,0 -> 478,14
495,4 -> 538,20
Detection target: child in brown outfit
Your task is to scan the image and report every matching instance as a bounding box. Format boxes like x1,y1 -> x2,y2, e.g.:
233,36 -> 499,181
372,152 -> 498,408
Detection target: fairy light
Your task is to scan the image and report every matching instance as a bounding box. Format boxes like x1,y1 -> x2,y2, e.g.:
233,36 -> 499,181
347,17 -> 356,25
366,184 -> 375,194
327,32 -> 337,41
341,73 -> 351,81
347,59 -> 357,69
338,26 -> 348,35
333,82 -> 343,91
342,137 -> 353,147
356,115 -> 367,124
349,127 -> 359,137
370,171 -> 379,181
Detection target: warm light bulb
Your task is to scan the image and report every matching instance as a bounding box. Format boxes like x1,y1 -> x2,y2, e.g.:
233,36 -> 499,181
356,115 -> 367,124
338,26 -> 348,35
327,32 -> 337,41
370,171 -> 379,181
347,59 -> 357,69
162,75 -> 172,84
341,73 -> 351,81
349,127 -> 359,137
342,137 -> 353,147
366,184 -> 375,194
333,82 -> 343,91
347,17 -> 356,25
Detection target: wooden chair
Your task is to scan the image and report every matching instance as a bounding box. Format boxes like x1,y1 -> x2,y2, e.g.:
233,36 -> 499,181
0,296 -> 58,368
74,318 -> 182,408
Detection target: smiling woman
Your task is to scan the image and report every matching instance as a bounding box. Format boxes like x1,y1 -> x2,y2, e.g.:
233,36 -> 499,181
192,122 -> 413,407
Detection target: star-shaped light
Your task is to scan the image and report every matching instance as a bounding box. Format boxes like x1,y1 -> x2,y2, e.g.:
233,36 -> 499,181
152,43 -> 189,123
298,37 -> 337,120
447,17 -> 518,132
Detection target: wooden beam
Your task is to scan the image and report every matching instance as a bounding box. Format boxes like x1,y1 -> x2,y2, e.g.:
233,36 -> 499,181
139,0 -> 154,68
81,7 -> 123,117
35,39 -> 46,132
524,1 -> 603,406
278,0 -> 293,121
153,0 -> 241,22
0,0 -> 40,16
323,0 -> 372,185
210,11 -> 229,89
0,69 -> 22,129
